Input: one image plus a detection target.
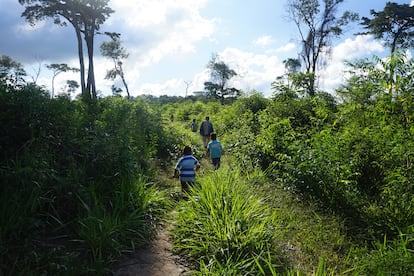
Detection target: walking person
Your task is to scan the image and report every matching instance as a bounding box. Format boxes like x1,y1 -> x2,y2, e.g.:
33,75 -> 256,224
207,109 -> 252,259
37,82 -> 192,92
207,132 -> 222,170
199,116 -> 214,148
191,118 -> 198,132
173,145 -> 201,193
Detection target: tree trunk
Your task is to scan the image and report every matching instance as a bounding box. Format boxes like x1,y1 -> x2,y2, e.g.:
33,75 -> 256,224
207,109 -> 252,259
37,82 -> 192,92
85,27 -> 96,100
120,71 -> 130,99
73,25 -> 88,100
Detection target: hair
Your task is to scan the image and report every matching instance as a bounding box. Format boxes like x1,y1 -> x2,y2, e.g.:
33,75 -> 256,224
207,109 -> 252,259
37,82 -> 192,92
210,132 -> 217,140
205,116 -> 209,120
183,145 -> 192,155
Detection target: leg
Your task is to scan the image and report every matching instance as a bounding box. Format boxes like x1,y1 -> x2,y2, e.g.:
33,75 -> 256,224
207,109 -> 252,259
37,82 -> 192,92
181,181 -> 189,193
202,135 -> 209,148
212,158 -> 220,170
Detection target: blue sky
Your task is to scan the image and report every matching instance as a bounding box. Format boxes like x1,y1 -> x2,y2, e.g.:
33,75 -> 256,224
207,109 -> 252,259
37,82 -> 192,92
0,0 -> 413,98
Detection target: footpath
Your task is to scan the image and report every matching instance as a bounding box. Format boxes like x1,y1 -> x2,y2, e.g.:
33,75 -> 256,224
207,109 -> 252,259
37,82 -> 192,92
112,126 -> 213,275
111,160 -> 211,275
112,223 -> 190,276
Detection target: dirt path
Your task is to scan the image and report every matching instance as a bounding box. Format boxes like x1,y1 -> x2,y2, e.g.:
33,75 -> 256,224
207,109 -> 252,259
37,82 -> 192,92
112,152 -> 209,275
112,223 -> 191,276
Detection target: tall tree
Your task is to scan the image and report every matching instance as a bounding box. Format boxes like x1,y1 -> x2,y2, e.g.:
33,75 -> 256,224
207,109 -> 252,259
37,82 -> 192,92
46,63 -> 79,98
272,57 -> 302,97
284,58 -> 301,75
0,55 -> 27,89
283,57 -> 301,88
19,0 -> 114,101
63,79 -> 80,95
287,0 -> 358,96
204,54 -> 239,104
100,32 -> 130,99
360,2 -> 414,54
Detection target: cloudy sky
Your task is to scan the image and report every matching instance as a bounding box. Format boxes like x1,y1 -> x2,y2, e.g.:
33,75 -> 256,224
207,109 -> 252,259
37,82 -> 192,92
1,0 -> 413,98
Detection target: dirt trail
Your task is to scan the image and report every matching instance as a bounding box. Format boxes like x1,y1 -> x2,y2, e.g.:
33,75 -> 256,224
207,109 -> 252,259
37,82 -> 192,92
112,224 -> 191,276
112,152 -> 209,275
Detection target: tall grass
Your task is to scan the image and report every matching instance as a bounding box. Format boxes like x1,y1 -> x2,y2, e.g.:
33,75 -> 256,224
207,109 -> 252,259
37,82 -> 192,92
74,174 -> 167,273
0,165 -> 167,274
349,226 -> 414,275
0,85 -> 172,274
172,169 -> 282,275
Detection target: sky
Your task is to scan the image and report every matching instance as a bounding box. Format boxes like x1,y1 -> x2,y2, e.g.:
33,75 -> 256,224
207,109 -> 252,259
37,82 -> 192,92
1,0 -> 413,98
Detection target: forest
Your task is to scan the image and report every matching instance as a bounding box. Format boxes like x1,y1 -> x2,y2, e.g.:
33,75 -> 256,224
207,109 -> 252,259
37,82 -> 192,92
1,0 -> 414,275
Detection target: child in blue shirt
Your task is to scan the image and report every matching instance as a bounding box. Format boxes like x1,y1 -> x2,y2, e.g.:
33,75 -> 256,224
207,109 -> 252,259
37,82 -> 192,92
174,145 -> 201,192
207,132 -> 222,170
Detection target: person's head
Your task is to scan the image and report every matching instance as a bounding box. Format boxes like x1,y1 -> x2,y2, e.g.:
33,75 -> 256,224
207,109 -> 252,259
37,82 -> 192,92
193,119 -> 196,122
205,116 -> 209,121
183,145 -> 192,155
210,132 -> 217,140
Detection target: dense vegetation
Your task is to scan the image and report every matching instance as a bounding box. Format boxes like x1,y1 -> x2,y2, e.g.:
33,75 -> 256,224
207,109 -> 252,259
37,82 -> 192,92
1,51 -> 413,275
0,83 -> 178,273
165,51 -> 414,274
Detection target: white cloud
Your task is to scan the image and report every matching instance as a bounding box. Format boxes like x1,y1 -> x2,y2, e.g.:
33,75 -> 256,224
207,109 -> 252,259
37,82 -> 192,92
96,0 -> 218,97
139,78 -> 186,97
213,48 -> 285,96
331,35 -> 384,61
109,0 -> 208,28
411,0 -> 414,7
15,21 -> 46,34
108,0 -> 216,66
275,42 -> 296,53
191,69 -> 211,93
319,35 -> 385,92
253,35 -> 275,46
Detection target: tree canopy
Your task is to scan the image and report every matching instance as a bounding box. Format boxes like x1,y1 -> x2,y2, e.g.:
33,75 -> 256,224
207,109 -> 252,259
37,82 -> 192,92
0,55 -> 27,89
100,33 -> 130,99
360,2 -> 414,54
19,0 -> 114,101
287,0 -> 358,96
204,54 -> 240,104
46,63 -> 79,98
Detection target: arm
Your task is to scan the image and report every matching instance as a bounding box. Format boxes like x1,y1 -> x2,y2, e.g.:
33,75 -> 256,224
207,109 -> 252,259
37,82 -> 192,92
199,122 -> 204,135
173,169 -> 179,178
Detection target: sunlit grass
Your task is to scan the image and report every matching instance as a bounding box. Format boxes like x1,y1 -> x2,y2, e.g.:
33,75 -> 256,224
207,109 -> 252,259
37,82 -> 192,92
72,173 -> 171,272
172,169 -> 282,275
259,181 -> 349,274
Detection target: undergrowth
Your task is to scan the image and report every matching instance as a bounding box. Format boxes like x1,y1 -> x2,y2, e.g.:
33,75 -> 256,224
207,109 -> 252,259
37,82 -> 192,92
172,169 -> 283,275
170,161 -> 414,275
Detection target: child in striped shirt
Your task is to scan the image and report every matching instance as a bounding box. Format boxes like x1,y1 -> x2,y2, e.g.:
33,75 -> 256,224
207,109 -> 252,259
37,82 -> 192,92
173,145 -> 201,193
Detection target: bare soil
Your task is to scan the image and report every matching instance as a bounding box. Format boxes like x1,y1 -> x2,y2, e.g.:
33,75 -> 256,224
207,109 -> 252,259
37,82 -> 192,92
111,224 -> 191,276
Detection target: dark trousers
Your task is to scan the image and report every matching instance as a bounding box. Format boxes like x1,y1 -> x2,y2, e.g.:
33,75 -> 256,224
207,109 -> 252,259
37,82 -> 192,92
181,180 -> 195,193
212,158 -> 221,169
